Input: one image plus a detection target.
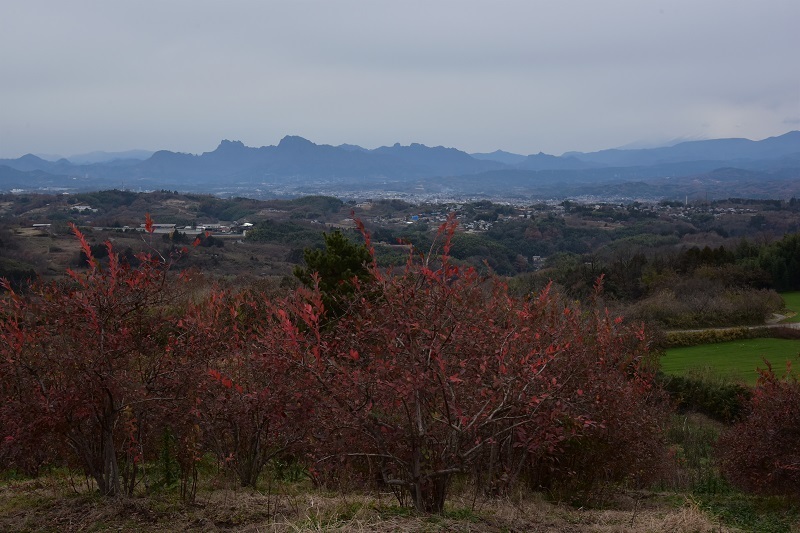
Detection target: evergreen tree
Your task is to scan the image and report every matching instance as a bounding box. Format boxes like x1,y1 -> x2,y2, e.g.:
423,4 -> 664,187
293,230 -> 373,319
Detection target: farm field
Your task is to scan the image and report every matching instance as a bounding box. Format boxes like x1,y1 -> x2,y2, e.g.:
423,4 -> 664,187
662,338 -> 800,385
780,291 -> 800,323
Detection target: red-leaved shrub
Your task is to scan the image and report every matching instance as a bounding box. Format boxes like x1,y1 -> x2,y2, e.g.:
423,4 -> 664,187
717,360 -> 800,495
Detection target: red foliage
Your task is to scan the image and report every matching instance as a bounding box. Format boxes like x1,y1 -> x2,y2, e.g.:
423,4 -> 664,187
717,360 -> 800,495
0,217 -> 669,510
0,227 -> 195,496
295,219 -> 668,511
177,288 -> 315,488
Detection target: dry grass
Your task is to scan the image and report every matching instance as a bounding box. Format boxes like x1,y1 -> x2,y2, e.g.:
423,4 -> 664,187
0,474 -> 734,533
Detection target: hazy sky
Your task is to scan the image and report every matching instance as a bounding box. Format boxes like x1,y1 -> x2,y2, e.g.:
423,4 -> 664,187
1,0 -> 798,158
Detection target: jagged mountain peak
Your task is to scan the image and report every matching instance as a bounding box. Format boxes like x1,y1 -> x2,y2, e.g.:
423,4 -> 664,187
278,135 -> 316,149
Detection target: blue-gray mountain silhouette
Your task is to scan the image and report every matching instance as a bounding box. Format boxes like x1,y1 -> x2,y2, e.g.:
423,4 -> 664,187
1,131 -> 798,199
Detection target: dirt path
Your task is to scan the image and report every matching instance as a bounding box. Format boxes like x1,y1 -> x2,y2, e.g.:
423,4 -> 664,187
669,316 -> 800,335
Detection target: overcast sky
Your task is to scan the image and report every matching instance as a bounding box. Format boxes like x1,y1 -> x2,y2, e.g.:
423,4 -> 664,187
1,0 -> 798,159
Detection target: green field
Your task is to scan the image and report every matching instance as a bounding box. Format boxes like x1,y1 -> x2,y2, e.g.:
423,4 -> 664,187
662,338 -> 800,385
781,291 -> 800,323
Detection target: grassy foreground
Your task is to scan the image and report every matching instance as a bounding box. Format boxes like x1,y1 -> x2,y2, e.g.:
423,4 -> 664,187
662,338 -> 800,385
3,414 -> 799,532
0,474 -> 731,533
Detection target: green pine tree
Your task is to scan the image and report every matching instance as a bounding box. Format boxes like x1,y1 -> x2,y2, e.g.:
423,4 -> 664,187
293,230 -> 373,319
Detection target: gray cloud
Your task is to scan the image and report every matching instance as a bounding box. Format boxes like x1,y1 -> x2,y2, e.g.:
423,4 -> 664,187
1,0 -> 798,158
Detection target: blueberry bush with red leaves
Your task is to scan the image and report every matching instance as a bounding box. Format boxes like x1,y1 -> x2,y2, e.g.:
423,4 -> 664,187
177,287 -> 316,489
295,220 -> 669,512
0,221 -> 195,496
717,360 -> 800,495
521,279 -> 670,502
0,217 -> 670,512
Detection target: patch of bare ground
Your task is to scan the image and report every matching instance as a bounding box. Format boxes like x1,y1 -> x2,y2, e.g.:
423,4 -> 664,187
0,476 -> 731,532
162,198 -> 201,215
1,227 -> 82,276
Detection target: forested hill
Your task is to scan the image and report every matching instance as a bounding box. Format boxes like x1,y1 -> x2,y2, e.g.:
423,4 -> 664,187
2,191 -> 800,320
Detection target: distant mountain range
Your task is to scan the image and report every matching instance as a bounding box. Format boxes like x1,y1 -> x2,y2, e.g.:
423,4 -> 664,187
2,131 -> 799,201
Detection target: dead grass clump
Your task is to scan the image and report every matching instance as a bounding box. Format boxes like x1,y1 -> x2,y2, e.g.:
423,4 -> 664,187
653,503 -> 730,532
588,501 -> 731,532
0,476 -> 731,532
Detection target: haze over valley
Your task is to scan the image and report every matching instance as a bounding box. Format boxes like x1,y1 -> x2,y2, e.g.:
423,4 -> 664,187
2,131 -> 799,203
